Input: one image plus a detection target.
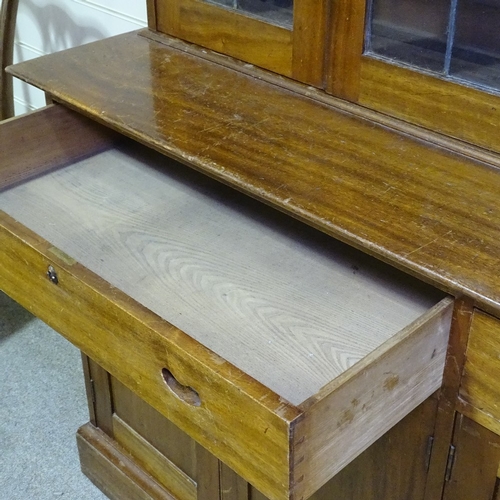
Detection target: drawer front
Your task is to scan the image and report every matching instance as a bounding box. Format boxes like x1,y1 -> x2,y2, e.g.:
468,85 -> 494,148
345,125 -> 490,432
0,215 -> 451,500
460,310 -> 500,433
0,213 -> 296,500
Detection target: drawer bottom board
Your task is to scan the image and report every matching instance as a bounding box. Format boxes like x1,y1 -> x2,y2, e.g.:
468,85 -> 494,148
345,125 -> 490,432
0,141 -> 443,406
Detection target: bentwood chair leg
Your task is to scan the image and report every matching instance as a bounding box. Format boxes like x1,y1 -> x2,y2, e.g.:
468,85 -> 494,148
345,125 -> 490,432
0,0 -> 20,120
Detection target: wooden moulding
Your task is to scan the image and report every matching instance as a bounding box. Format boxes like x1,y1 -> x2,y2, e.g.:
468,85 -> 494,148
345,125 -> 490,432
77,423 -> 175,500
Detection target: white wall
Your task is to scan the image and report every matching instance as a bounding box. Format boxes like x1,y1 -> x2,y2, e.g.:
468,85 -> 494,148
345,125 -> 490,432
13,0 -> 147,115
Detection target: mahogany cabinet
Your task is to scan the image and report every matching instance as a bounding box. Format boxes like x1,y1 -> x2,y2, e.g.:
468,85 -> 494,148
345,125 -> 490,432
2,0 -> 500,499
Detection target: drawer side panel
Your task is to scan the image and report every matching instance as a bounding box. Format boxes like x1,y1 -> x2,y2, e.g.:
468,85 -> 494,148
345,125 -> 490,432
292,298 -> 453,500
0,105 -> 116,190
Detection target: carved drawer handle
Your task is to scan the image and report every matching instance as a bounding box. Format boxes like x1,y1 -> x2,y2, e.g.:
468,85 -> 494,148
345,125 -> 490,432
161,368 -> 201,407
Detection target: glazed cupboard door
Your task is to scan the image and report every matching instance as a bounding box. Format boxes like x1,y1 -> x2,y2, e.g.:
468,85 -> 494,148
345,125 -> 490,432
441,414 -> 500,500
321,0 -> 500,155
149,0 -> 328,86
357,0 -> 500,154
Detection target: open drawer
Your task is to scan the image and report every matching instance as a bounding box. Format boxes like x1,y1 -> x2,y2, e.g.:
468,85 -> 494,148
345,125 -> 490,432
0,105 -> 453,500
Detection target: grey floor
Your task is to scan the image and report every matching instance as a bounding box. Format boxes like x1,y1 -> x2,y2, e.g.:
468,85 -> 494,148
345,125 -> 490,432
0,291 -> 107,499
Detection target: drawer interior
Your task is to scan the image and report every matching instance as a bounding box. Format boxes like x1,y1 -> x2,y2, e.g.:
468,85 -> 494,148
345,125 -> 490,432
0,121 -> 447,406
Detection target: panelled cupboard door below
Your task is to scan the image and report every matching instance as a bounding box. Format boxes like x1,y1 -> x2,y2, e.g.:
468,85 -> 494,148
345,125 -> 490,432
82,355 -> 439,500
442,415 -> 500,500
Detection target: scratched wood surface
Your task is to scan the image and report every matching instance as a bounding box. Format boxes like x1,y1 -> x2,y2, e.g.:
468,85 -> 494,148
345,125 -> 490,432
8,31 -> 500,316
0,142 -> 441,405
156,0 -> 293,76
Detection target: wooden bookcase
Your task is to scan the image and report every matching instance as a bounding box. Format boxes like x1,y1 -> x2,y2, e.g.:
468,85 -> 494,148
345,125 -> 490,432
2,0 -> 500,499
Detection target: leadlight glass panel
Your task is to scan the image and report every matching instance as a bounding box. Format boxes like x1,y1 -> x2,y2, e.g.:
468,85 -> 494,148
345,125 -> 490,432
368,0 -> 450,72
366,0 -> 500,92
450,0 -> 500,89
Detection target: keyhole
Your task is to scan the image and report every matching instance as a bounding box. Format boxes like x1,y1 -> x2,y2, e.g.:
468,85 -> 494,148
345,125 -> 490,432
47,265 -> 59,285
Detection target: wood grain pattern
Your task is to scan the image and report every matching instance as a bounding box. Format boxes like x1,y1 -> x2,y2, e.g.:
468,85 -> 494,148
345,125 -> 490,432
442,415 -> 500,500
0,143 -> 441,405
0,212 -> 298,500
291,298 -> 453,499
460,310 -> 500,433
146,0 -> 157,30
291,0 -> 329,87
156,0 -> 293,76
0,0 -> 19,120
0,104 -> 117,191
111,377 -> 198,481
113,414 -> 197,500
8,32 -> 500,315
325,0 -> 366,101
359,56 -> 500,155
77,423 -> 175,500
